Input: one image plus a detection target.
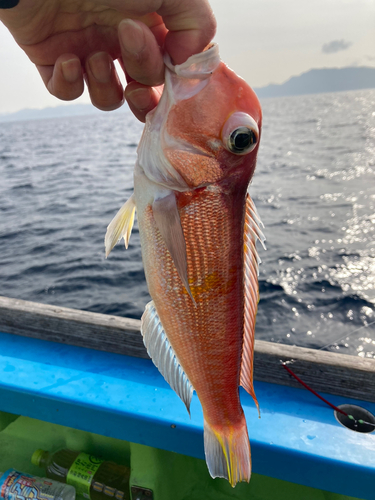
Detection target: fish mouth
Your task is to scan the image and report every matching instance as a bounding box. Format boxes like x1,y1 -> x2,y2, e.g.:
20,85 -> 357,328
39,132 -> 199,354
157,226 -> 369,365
164,43 -> 221,81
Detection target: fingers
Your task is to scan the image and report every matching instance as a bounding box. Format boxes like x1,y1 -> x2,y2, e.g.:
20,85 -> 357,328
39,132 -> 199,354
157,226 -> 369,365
85,52 -> 124,111
119,19 -> 165,87
158,0 -> 217,65
37,54 -> 84,101
125,81 -> 162,123
37,52 -> 125,111
33,0 -> 216,118
119,0 -> 216,121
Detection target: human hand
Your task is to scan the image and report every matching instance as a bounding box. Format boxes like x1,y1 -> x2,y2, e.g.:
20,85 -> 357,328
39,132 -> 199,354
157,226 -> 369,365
0,0 -> 216,121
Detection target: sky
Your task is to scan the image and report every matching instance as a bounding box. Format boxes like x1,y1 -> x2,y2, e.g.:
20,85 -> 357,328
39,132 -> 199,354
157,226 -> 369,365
0,0 -> 374,114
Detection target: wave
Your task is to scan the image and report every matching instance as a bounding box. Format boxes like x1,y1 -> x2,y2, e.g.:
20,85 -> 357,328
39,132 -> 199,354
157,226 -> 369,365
1,90 -> 374,357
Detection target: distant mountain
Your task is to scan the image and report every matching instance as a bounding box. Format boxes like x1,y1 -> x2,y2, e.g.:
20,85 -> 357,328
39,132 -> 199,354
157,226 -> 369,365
0,103 -> 126,123
254,67 -> 375,98
1,66 -> 375,123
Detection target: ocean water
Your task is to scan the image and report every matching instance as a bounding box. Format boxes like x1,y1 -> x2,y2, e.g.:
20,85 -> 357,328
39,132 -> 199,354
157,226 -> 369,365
0,89 -> 374,358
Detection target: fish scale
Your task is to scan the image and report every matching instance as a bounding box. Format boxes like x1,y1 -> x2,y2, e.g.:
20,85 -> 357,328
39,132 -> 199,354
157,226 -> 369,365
105,43 -> 263,486
140,187 -> 245,422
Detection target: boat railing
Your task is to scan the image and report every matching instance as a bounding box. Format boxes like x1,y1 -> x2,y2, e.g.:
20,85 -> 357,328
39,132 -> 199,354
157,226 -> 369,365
0,295 -> 374,403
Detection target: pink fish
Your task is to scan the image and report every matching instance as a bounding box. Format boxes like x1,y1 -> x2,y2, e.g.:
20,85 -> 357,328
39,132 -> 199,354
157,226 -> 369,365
106,43 -> 264,486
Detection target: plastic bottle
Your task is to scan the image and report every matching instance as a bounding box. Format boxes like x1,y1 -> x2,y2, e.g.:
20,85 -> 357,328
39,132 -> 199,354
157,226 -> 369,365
31,449 -> 130,500
0,469 -> 75,500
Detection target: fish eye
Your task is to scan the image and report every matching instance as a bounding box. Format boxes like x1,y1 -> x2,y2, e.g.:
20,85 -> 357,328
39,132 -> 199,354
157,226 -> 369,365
222,112 -> 259,155
229,127 -> 257,154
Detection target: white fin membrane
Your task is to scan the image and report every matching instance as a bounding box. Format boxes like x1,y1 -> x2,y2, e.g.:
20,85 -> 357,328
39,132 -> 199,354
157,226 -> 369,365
203,420 -> 228,480
141,301 -> 194,414
204,418 -> 251,487
240,194 -> 266,416
246,195 -> 266,251
105,194 -> 136,257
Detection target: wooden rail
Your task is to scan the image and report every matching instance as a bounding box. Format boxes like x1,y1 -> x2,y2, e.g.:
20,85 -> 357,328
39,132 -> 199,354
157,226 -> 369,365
0,295 -> 374,403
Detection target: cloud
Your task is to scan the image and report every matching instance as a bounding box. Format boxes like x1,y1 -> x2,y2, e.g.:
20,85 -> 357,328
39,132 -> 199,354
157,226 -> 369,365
322,39 -> 353,54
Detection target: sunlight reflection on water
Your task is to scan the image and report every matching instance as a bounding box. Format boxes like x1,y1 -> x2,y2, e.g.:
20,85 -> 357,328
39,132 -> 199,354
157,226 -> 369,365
0,88 -> 374,358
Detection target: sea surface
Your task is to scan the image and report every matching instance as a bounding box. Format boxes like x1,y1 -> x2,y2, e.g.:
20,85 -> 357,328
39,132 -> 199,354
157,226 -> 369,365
0,89 -> 374,358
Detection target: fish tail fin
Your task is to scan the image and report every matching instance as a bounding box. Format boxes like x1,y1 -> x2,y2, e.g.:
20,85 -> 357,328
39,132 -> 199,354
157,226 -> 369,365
203,416 -> 251,487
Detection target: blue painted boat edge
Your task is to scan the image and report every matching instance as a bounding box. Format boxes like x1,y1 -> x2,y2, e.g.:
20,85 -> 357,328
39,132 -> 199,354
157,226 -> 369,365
0,332 -> 374,499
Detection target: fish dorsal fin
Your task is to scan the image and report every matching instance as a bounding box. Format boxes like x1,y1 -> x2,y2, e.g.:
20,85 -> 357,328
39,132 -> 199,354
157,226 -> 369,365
152,193 -> 195,303
240,194 -> 266,416
105,194 -> 136,257
141,301 -> 194,414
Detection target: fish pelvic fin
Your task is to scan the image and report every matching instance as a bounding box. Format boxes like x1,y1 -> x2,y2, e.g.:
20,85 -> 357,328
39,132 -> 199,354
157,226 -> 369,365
141,301 -> 194,414
240,194 -> 266,417
203,416 -> 251,487
105,194 -> 136,257
152,192 -> 195,304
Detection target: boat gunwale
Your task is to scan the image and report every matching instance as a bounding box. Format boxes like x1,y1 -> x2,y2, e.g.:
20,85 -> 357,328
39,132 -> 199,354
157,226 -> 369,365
0,295 -> 374,403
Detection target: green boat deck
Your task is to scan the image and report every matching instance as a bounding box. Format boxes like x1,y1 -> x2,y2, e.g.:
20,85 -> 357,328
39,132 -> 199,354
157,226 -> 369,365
0,412 -> 362,500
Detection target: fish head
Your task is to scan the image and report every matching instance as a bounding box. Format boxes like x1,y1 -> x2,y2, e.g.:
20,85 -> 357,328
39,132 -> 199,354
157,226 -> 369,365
137,44 -> 262,192
164,44 -> 262,190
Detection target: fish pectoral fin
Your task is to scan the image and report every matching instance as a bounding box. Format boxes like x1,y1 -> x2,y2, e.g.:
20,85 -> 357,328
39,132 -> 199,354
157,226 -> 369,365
141,301 -> 194,414
240,194 -> 266,417
105,194 -> 136,257
152,193 -> 195,303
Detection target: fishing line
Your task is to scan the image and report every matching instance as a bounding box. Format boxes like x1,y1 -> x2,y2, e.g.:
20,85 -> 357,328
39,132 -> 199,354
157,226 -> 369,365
318,319 -> 375,352
277,291 -> 375,427
281,362 -> 347,415
281,362 -> 375,429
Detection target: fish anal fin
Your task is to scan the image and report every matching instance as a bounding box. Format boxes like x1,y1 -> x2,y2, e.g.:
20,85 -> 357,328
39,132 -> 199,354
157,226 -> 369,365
105,194 -> 136,257
203,417 -> 251,487
141,301 -> 194,414
152,193 -> 195,303
240,194 -> 265,417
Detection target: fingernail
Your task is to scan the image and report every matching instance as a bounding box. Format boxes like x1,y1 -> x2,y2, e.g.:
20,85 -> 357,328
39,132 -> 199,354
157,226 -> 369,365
88,52 -> 112,83
61,59 -> 81,83
119,19 -> 145,56
127,88 -> 152,111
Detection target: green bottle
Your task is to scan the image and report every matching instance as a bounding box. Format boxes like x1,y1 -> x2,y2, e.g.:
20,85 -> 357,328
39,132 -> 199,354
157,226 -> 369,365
31,449 -> 130,500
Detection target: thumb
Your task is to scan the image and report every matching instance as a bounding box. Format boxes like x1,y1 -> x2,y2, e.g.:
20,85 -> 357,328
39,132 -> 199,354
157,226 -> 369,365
158,0 -> 216,64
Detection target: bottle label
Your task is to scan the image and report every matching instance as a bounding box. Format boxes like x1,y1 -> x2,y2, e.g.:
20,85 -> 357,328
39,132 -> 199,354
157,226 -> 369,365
66,453 -> 104,499
0,469 -> 58,500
